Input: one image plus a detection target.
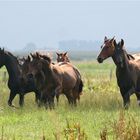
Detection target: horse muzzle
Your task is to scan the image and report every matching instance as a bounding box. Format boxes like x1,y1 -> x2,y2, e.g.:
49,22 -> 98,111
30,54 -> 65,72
97,57 -> 104,63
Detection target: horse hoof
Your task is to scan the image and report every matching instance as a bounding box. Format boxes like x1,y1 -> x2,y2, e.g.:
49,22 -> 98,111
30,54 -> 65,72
124,105 -> 129,110
8,102 -> 14,107
8,104 -> 19,109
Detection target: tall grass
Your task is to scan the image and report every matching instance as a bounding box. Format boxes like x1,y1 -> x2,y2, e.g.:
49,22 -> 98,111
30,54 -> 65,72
101,111 -> 140,140
0,61 -> 139,139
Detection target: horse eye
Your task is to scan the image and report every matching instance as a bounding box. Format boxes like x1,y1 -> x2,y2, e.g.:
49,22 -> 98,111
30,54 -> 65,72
105,47 -> 109,50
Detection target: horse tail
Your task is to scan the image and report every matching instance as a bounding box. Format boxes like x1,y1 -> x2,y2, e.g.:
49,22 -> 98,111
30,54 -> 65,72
72,66 -> 83,95
79,79 -> 83,94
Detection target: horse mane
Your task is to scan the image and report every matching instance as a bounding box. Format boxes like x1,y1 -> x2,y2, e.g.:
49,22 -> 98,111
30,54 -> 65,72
1,50 -> 19,64
7,52 -> 17,59
39,54 -> 51,64
121,49 -> 135,61
127,54 -> 135,60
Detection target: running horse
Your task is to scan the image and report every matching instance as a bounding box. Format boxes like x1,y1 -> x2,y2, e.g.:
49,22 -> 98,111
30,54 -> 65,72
0,48 -> 40,107
97,37 -> 140,109
22,53 -> 83,109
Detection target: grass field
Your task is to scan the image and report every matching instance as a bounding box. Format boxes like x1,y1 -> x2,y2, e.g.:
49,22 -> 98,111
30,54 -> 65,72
0,60 -> 140,140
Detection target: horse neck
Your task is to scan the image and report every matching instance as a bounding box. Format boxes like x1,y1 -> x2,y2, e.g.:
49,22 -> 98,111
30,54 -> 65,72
112,50 -> 129,72
42,64 -> 54,83
4,54 -> 20,80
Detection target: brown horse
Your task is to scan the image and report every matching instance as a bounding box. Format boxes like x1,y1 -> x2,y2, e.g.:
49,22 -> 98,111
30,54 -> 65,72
56,52 -> 70,63
56,52 -> 83,103
22,53 -> 83,109
97,36 -> 140,109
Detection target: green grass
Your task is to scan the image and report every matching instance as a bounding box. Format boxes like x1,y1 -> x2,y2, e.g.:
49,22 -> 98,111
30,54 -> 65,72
0,61 -> 140,140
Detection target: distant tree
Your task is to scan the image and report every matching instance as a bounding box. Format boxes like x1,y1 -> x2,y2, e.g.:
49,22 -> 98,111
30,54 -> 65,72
58,40 -> 102,51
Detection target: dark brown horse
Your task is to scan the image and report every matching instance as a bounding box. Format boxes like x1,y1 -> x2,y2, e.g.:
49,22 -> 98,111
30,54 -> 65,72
97,37 -> 140,109
23,53 -> 83,109
0,48 -> 40,107
56,52 -> 70,63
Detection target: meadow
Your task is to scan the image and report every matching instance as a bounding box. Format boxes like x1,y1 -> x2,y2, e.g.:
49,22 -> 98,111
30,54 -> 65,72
0,60 -> 140,140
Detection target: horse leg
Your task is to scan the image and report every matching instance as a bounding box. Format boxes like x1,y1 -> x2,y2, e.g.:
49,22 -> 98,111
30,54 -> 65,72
44,93 -> 54,110
38,93 -> 44,107
55,86 -> 62,96
19,94 -> 24,107
49,90 -> 55,109
123,94 -> 130,109
73,98 -> 77,106
65,91 -> 74,105
120,86 -> 135,109
35,91 -> 40,105
54,85 -> 62,105
56,94 -> 59,105
120,88 -> 130,109
72,91 -> 77,106
66,94 -> 72,104
135,92 -> 140,106
48,96 -> 55,110
8,91 -> 16,107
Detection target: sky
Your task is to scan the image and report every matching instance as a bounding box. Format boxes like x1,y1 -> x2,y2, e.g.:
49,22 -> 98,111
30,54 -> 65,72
0,1 -> 140,50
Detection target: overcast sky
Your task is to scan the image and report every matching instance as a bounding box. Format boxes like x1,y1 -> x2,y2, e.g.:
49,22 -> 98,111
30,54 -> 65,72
0,1 -> 140,50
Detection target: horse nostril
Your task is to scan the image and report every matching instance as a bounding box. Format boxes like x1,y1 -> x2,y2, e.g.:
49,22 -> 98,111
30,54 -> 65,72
97,57 -> 103,63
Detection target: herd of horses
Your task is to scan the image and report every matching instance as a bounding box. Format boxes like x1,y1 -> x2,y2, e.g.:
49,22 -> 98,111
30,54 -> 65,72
0,49 -> 83,109
0,36 -> 140,109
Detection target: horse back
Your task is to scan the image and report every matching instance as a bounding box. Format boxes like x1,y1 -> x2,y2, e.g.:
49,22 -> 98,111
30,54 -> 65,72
53,64 -> 78,91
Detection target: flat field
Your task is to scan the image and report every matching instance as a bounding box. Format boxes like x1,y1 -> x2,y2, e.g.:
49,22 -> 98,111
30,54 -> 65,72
0,60 -> 140,140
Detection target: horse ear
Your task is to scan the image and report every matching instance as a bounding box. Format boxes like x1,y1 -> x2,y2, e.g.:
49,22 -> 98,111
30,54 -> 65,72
104,36 -> 107,41
36,52 -> 40,58
2,48 -> 4,52
113,39 -> 117,47
30,53 -> 34,59
127,54 -> 135,60
56,52 -> 59,56
120,39 -> 124,47
27,55 -> 31,61
110,36 -> 115,42
64,52 -> 67,56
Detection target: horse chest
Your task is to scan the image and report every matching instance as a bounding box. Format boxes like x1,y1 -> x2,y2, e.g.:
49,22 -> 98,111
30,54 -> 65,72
8,79 -> 20,91
116,70 -> 133,88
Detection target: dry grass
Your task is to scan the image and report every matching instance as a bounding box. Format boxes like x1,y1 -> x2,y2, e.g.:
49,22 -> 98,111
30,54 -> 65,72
100,111 -> 140,140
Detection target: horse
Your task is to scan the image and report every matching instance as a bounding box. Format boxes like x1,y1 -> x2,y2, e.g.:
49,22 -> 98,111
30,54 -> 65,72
0,48 -> 40,107
97,36 -> 140,109
56,52 -> 70,63
23,53 -> 83,109
56,52 -> 83,103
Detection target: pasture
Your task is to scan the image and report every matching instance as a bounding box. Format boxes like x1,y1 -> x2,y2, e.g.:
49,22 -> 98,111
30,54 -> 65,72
0,60 -> 140,140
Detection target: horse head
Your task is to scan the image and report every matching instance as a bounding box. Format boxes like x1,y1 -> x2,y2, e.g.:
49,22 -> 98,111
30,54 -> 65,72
56,52 -> 70,62
97,36 -> 117,63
